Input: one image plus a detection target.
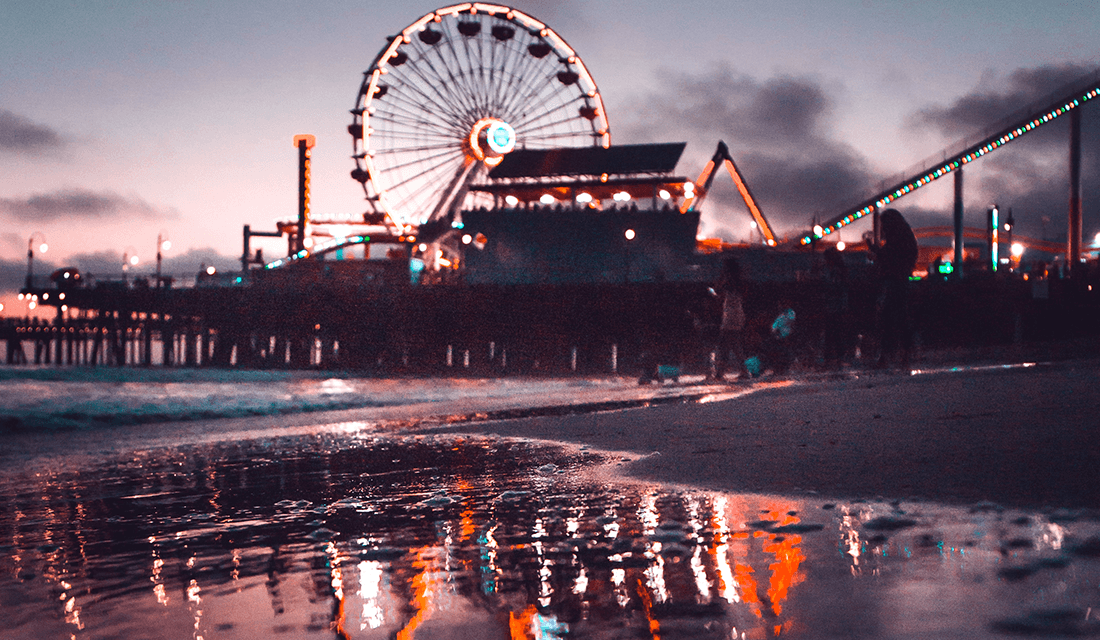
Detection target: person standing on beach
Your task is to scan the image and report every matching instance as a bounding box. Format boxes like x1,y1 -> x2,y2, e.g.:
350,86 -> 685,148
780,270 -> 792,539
871,209 -> 918,369
714,258 -> 751,380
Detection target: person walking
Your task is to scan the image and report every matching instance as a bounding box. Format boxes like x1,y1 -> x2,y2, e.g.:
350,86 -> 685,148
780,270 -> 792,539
714,258 -> 751,380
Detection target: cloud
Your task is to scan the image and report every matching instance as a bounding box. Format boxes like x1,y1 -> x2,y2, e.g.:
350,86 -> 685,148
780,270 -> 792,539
0,110 -> 64,154
0,189 -> 178,223
615,65 -> 878,236
905,63 -> 1100,238
908,63 -> 1098,142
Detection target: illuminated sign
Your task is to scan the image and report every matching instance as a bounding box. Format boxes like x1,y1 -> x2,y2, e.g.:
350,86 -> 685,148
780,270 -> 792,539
486,121 -> 515,155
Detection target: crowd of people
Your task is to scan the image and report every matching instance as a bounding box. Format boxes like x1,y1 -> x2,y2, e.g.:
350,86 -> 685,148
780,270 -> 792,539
668,208 -> 921,383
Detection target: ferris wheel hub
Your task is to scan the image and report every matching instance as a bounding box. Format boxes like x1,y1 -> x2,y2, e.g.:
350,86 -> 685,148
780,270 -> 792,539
469,118 -> 516,167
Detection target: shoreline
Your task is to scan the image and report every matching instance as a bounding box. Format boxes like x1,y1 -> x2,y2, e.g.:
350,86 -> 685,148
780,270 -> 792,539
2,337 -> 1098,512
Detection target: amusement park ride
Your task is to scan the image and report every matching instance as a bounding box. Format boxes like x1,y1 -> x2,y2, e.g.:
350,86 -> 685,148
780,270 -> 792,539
259,2 -> 776,280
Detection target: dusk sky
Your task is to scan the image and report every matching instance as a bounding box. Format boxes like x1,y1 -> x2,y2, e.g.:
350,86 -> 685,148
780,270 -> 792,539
3,0 -> 1098,312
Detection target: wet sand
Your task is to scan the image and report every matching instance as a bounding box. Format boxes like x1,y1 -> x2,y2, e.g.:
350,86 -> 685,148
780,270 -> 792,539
423,359 -> 1100,510
3,347 -> 1098,511
3,351 -> 1100,639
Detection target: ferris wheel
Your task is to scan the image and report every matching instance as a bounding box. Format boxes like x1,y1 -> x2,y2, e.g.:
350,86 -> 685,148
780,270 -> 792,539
349,3 -> 611,230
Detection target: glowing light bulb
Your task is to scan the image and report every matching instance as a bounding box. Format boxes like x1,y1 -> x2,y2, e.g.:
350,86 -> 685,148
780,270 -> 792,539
505,195 -> 519,206
576,192 -> 592,204
540,194 -> 555,205
624,229 -> 636,240
658,190 -> 671,200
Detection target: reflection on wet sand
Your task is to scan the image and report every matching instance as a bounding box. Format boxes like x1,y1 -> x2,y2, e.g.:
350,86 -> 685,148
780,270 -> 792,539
1,433 -> 1099,639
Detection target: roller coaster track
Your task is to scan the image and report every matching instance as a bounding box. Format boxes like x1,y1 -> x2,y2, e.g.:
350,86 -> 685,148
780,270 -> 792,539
797,68 -> 1100,246
912,227 -> 1066,254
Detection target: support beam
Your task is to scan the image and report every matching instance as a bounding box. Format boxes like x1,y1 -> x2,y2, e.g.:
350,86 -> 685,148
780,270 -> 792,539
953,168 -> 965,279
1068,108 -> 1083,274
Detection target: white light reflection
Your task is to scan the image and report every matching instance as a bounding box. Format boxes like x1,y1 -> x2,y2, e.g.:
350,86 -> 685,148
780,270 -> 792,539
187,579 -> 203,639
1044,523 -> 1065,550
841,507 -> 863,573
691,546 -> 712,601
149,537 -> 170,606
532,517 -> 553,606
687,496 -> 712,601
230,549 -> 240,583
644,554 -> 669,604
64,593 -> 84,630
358,560 -> 386,630
639,492 -> 659,537
572,567 -> 589,596
711,496 -> 740,603
611,568 -> 630,608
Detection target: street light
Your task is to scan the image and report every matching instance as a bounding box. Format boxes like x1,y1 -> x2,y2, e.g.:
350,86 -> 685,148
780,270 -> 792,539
156,233 -> 171,288
123,247 -> 139,284
26,232 -> 47,289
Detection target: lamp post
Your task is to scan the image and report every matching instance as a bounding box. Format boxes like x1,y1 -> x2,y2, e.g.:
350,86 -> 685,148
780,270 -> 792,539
156,233 -> 171,288
26,233 -> 47,289
123,247 -> 139,284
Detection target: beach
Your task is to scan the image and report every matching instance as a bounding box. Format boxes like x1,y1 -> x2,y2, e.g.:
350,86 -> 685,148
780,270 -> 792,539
2,348 -> 1099,639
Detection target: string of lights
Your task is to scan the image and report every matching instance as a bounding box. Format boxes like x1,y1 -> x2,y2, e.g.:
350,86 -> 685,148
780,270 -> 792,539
799,85 -> 1100,246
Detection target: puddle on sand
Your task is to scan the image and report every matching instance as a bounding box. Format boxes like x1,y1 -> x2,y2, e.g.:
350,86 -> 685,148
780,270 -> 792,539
1,432 -> 1099,639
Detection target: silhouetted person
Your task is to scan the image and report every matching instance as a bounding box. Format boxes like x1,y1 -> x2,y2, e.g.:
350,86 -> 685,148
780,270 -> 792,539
871,208 -> 918,369
713,257 -> 750,380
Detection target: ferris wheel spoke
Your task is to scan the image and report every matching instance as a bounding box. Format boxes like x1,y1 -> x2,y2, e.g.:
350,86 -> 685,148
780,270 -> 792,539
396,41 -> 477,122
380,150 -> 466,188
367,140 -> 466,155
494,59 -> 556,117
509,88 -> 581,124
385,62 -> 477,128
434,26 -> 486,118
491,41 -> 539,118
401,46 -> 484,121
371,106 -> 465,138
511,98 -> 587,133
374,90 -> 472,132
376,146 -> 465,177
455,21 -> 492,112
497,68 -> 569,125
373,101 -> 469,139
400,168 -> 464,211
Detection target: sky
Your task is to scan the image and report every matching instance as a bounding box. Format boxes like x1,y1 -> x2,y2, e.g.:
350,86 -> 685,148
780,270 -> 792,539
2,0 -> 1099,314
